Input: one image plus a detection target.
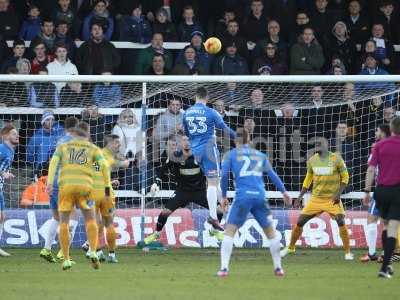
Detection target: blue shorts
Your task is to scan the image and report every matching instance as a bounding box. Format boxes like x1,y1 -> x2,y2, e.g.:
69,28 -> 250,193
368,197 -> 380,217
50,184 -> 59,210
0,192 -> 4,211
193,144 -> 220,178
227,197 -> 272,228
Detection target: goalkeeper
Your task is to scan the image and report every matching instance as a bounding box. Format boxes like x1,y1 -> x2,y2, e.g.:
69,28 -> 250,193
144,135 -> 224,245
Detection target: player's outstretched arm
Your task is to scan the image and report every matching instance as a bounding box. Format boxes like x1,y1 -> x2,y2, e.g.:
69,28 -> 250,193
263,158 -> 291,205
334,157 -> 349,204
213,110 -> 236,140
220,151 -> 232,209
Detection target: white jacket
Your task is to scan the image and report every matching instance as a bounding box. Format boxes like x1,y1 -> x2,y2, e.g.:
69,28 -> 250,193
112,123 -> 141,157
46,59 -> 79,92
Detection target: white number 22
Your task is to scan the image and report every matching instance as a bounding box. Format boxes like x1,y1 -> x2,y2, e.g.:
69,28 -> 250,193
239,156 -> 263,177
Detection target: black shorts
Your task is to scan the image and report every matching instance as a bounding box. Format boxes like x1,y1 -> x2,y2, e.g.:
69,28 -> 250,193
374,185 -> 400,221
165,190 -> 208,212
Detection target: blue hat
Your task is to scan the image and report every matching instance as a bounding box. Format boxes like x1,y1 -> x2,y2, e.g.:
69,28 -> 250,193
191,31 -> 204,38
41,110 -> 55,124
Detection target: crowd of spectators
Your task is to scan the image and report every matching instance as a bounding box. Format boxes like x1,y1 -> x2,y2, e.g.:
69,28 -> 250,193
0,0 -> 398,83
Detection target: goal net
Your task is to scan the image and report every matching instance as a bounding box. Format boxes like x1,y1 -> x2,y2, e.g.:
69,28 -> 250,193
1,75 -> 399,250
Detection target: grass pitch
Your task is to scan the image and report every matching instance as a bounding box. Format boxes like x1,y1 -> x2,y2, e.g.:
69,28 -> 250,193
1,248 -> 398,300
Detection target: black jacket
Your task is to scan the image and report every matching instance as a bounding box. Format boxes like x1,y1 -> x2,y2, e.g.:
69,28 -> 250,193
76,39 -> 121,75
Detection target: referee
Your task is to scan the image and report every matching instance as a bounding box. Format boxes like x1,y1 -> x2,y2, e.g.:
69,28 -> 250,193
143,135 -> 224,245
365,116 -> 400,278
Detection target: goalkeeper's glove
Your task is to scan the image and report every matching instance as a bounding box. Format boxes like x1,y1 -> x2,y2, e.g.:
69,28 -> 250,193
150,178 -> 161,196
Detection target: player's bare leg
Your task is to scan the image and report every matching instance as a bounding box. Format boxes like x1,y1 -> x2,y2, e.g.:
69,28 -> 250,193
207,177 -> 224,231
0,211 -> 10,257
333,214 -> 353,260
361,214 -> 379,262
281,214 -> 314,257
81,207 -> 100,269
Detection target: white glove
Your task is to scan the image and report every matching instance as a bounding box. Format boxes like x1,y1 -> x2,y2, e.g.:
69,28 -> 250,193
150,183 -> 160,196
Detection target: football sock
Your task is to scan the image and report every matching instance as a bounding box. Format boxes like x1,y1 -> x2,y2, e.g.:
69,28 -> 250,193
382,237 -> 396,272
156,211 -> 170,232
97,224 -> 105,248
220,235 -> 234,270
269,236 -> 282,270
289,225 -> 302,249
382,230 -> 387,250
366,223 -> 378,256
85,219 -> 98,254
44,218 -> 59,250
339,225 -> 351,253
207,186 -> 218,220
217,211 -> 223,222
106,225 -> 117,251
59,223 -> 70,260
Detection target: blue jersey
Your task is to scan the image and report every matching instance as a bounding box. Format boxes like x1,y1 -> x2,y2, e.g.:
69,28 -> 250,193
183,103 -> 235,151
0,143 -> 15,190
53,133 -> 74,185
221,145 -> 286,199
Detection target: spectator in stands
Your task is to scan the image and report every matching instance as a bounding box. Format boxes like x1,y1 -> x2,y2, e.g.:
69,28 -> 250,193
289,11 -> 311,46
327,62 -> 346,75
177,5 -> 203,42
358,53 -> 390,76
81,105 -> 107,147
76,23 -> 121,75
290,27 -> 325,75
338,82 -> 360,137
46,43 -> 78,92
0,67 -> 28,106
129,150 -> 155,191
0,0 -> 19,40
31,18 -> 57,54
311,85 -> 324,108
220,20 -> 249,60
54,20 -> 77,60
16,58 -> 31,75
326,21 -> 356,74
119,3 -> 152,43
93,71 -> 122,107
254,20 -> 288,61
1,39 -> 26,73
146,53 -> 169,75
242,0 -> 268,45
212,42 -> 249,75
172,45 -> 206,75
331,122 -> 355,183
370,23 -> 394,72
252,42 -> 288,75
27,110 -> 64,174
52,0 -> 81,39
19,5 -> 41,41
269,0 -> 297,41
82,0 -> 114,41
383,106 -> 396,124
28,67 -> 60,108
176,31 -> 211,73
310,0 -> 339,49
153,99 -> 184,161
152,7 -> 178,42
213,99 -> 237,152
112,108 -> 141,158
135,33 -> 173,75
20,173 -> 49,207
355,40 -> 378,73
214,9 -> 236,39
375,0 -> 400,44
345,0 -> 370,48
60,82 -> 89,106
30,41 -> 54,74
